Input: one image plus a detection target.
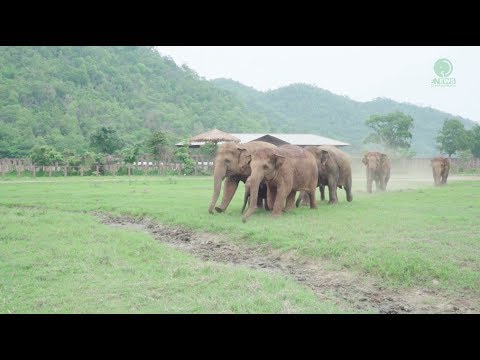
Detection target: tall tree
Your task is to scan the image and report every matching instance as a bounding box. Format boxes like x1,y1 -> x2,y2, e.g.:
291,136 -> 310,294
469,124 -> 480,158
363,111 -> 414,154
146,131 -> 168,155
436,119 -> 470,157
90,126 -> 124,154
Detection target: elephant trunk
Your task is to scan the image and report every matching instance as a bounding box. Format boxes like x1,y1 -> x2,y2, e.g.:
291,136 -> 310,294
242,176 -> 261,223
208,160 -> 226,214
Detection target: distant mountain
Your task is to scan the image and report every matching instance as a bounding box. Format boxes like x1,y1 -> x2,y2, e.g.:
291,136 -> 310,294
0,46 -> 270,157
211,78 -> 477,156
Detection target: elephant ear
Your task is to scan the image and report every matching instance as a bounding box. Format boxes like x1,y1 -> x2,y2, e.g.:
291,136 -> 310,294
319,150 -> 330,165
362,154 -> 368,165
273,153 -> 286,169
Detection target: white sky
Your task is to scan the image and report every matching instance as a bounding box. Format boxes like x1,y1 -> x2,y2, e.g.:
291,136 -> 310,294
155,46 -> 480,123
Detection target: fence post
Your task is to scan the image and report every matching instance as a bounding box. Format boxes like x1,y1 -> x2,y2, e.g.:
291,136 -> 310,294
80,165 -> 84,176
128,163 -> 131,177
64,165 -> 67,177
96,165 -> 99,176
49,166 -> 52,177
32,164 -> 36,177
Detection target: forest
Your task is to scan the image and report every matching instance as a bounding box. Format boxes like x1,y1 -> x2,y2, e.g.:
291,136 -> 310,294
0,46 -> 270,158
0,46 -> 477,159
212,79 -> 477,156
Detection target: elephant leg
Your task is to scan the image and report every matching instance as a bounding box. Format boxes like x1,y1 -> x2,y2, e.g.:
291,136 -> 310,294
442,171 -> 448,185
263,197 -> 270,211
327,176 -> 338,204
346,176 -> 353,202
256,194 -> 263,207
267,184 -> 277,211
367,176 -> 373,193
306,188 -> 317,209
241,193 -> 249,214
285,190 -> 297,211
320,184 -> 326,201
295,191 -> 305,208
272,187 -> 288,218
215,178 -> 239,213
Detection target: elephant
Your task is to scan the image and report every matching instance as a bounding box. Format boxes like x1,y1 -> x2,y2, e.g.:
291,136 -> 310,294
362,151 -> 391,193
208,141 -> 276,214
296,145 -> 353,206
431,156 -> 450,186
241,179 -> 268,214
241,144 -> 318,223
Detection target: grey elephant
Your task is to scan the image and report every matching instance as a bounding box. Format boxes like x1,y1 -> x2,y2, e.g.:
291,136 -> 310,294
362,151 -> 391,193
208,141 -> 276,214
431,156 -> 450,186
296,145 -> 353,206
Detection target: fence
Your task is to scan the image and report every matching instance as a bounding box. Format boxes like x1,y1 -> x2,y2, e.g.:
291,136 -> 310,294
1,156 -> 478,177
0,155 -> 215,177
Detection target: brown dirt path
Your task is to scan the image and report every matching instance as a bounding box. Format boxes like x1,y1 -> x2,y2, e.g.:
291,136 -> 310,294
96,212 -> 479,314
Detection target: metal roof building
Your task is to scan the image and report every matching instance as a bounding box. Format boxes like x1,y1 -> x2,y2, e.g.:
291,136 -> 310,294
177,133 -> 350,148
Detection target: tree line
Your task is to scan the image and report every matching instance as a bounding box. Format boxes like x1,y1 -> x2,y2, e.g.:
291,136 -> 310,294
363,111 -> 480,161
27,128 -> 215,175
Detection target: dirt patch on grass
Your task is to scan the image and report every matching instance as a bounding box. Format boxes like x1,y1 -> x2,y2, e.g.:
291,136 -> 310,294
96,212 -> 479,314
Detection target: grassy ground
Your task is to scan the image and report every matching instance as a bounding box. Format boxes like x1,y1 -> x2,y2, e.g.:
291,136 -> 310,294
0,205 -> 342,314
0,174 -> 479,312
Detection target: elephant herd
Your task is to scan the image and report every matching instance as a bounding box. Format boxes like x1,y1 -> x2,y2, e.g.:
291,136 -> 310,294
208,141 -> 451,223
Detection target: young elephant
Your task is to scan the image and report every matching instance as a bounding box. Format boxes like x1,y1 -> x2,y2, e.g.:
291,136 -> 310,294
296,145 -> 353,206
362,151 -> 391,193
241,178 -> 268,214
208,141 -> 276,214
431,156 -> 450,186
241,145 -> 318,223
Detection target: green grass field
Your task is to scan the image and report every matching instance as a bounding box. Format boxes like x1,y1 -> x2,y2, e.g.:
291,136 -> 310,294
1,174 -> 479,313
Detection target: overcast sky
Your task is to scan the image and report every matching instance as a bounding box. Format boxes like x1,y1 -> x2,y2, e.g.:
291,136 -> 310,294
155,46 -> 480,123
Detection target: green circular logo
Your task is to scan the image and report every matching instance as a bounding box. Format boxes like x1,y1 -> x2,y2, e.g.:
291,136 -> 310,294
434,58 -> 453,77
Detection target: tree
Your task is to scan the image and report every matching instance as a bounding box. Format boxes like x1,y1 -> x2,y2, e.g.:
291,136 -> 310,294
146,130 -> 168,156
29,145 -> 63,166
436,119 -> 470,157
90,126 -> 124,154
363,111 -> 414,154
120,145 -> 139,164
468,125 -> 480,158
174,146 -> 194,175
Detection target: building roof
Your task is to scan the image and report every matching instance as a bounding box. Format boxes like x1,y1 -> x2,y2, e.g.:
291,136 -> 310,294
231,133 -> 350,146
189,128 -> 240,143
176,133 -> 350,147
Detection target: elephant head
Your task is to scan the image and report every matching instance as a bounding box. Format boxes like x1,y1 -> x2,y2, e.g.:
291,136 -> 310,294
242,148 -> 286,223
362,152 -> 379,172
208,143 -> 250,214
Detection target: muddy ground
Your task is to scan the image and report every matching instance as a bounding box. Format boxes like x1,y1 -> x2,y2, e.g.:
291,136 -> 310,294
97,213 -> 478,314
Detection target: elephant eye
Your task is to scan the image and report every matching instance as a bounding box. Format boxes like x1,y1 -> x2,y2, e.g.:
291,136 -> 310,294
224,159 -> 230,163
263,165 -> 268,170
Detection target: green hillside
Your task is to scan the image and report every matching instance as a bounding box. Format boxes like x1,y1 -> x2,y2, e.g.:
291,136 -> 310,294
212,78 -> 477,156
0,46 -> 270,157
0,46 -> 476,158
